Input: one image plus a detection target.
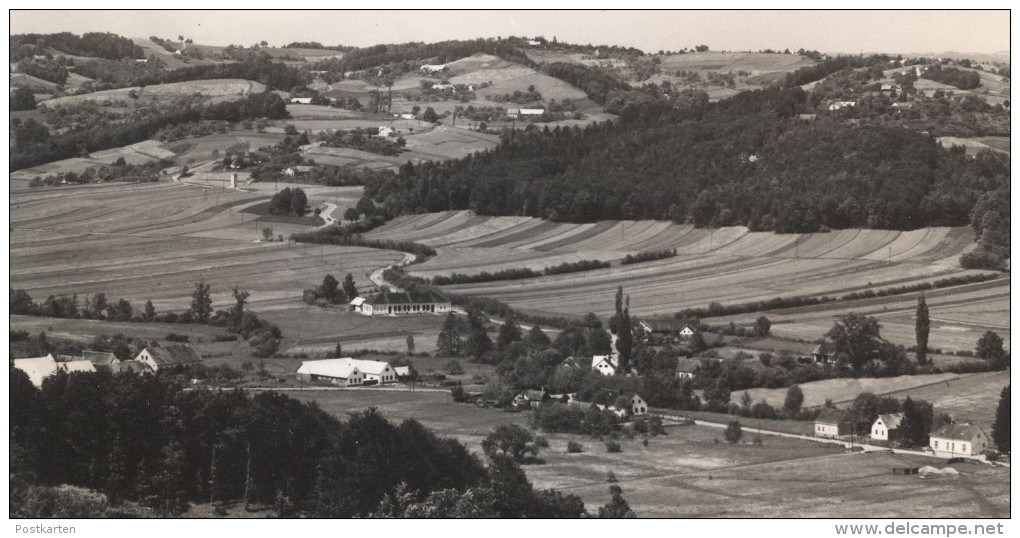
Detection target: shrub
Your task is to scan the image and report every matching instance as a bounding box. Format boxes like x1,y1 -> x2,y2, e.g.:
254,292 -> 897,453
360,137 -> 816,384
165,333 -> 189,342
606,470 -> 618,482
534,435 -> 549,448
724,420 -> 743,444
605,440 -> 622,453
566,441 -> 583,453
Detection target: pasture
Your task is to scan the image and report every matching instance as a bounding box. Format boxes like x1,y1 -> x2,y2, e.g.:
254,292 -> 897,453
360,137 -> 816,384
283,389 -> 1009,517
365,211 -> 1003,352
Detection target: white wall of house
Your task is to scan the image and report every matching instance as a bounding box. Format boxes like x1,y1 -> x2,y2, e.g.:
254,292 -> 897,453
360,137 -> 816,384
135,349 -> 160,372
815,423 -> 843,438
930,433 -> 988,457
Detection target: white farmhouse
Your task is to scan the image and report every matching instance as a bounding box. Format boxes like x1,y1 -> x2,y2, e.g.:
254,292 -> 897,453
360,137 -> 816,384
356,291 -> 451,316
629,395 -> 648,415
592,354 -> 619,376
929,423 -> 990,458
135,345 -> 202,372
870,413 -> 903,441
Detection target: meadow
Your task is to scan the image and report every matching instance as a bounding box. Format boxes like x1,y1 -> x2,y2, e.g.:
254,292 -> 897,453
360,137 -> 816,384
284,389 -> 1010,518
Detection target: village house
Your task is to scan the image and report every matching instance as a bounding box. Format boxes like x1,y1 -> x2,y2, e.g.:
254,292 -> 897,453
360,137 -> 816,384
675,358 -> 700,380
431,83 -> 455,91
811,342 -> 835,365
117,360 -> 154,375
284,165 -> 314,177
929,423 -> 990,458
295,358 -> 397,385
870,413 -> 903,441
637,318 -> 696,342
828,101 -> 857,111
354,291 -> 451,316
60,360 -> 97,375
629,394 -> 648,415
377,126 -> 395,137
135,345 -> 202,372
814,408 -> 853,438
393,366 -> 412,381
290,97 -> 313,104
506,108 -> 546,119
592,354 -> 619,376
513,389 -> 549,409
83,350 -> 120,372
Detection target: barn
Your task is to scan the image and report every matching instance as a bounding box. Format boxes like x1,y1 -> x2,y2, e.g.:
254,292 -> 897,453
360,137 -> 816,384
13,354 -> 58,387
135,345 -> 202,372
356,291 -> 451,316
296,358 -> 397,385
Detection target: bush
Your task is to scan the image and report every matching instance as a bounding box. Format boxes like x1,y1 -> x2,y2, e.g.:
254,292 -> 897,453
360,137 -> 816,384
724,420 -> 743,444
212,334 -> 238,342
566,441 -> 583,453
534,435 -> 549,448
605,440 -> 622,453
606,470 -> 618,482
165,333 -> 189,342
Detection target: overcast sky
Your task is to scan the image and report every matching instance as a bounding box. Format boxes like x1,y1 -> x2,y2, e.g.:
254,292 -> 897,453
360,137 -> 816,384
10,10 -> 1011,55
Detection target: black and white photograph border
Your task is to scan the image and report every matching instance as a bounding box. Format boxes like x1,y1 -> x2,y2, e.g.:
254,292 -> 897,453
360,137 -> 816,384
5,2 -> 1013,533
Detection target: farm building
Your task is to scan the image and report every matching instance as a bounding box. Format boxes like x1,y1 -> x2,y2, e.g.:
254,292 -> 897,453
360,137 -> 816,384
355,291 -> 451,316
395,113 -> 415,120
290,97 -> 313,104
83,350 -> 120,372
393,366 -> 412,380
13,354 -> 58,388
929,423 -> 990,458
60,360 -> 97,375
420,64 -> 447,74
295,358 -> 397,385
431,83 -> 455,91
828,101 -> 857,111
378,126 -> 394,137
284,165 -> 314,177
871,413 -> 904,441
135,345 -> 202,372
675,358 -> 700,379
592,354 -> 619,376
638,319 -> 696,341
814,408 -> 853,438
811,342 -> 835,365
506,108 -> 546,119
629,394 -> 648,415
513,389 -> 549,409
117,360 -> 154,375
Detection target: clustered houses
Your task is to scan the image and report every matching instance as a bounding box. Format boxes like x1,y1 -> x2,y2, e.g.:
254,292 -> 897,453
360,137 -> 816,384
352,290 -> 452,316
637,319 -> 696,343
12,345 -> 204,387
295,358 -> 398,386
810,409 -> 992,458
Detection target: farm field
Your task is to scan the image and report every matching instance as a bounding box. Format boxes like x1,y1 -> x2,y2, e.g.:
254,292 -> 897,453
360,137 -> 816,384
713,277 -> 1010,353
284,389 -> 1009,517
9,180 -> 397,316
38,78 -> 267,109
366,211 -> 1001,351
937,136 -> 1009,156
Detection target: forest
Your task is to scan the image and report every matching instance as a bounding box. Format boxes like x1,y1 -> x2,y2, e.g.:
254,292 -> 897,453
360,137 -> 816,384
10,32 -> 144,61
10,371 -> 587,517
363,85 -> 1010,262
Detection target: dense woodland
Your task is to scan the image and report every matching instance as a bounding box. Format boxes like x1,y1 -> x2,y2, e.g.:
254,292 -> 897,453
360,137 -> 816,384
10,32 -> 144,61
364,86 -> 1010,264
10,372 -> 588,517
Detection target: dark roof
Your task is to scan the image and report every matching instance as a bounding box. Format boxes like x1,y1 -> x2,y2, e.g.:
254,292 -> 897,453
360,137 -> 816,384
675,358 -> 700,373
930,423 -> 985,441
83,350 -> 118,366
560,356 -> 588,369
815,408 -> 850,425
365,290 -> 450,306
118,360 -> 153,374
640,318 -> 695,332
144,345 -> 202,366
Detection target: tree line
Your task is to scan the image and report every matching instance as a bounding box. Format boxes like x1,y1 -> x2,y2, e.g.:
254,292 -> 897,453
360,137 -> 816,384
11,32 -> 144,61
11,92 -> 289,171
363,86 -> 1008,237
10,372 -> 589,517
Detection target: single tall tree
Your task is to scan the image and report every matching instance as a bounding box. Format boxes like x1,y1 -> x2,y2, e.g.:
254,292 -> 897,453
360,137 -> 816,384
976,331 -> 1007,367
190,281 -> 213,323
992,385 -> 1009,453
342,273 -> 359,302
915,292 -> 930,366
784,384 -> 804,415
321,274 -> 340,301
826,314 -> 884,372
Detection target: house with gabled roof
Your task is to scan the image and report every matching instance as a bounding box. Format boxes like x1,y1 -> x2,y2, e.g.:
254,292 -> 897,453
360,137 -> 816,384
929,423 -> 990,458
513,389 -> 549,409
592,354 -> 619,376
871,413 -> 903,441
675,358 -> 700,380
13,354 -> 58,388
59,360 -> 97,375
295,358 -> 397,384
135,345 -> 202,372
814,408 -> 853,438
83,350 -> 120,372
357,291 -> 451,316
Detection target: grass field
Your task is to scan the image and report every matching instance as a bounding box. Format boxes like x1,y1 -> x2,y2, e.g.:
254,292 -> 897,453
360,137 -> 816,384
365,211 -> 1002,352
39,79 -> 267,110
283,389 -> 1010,517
